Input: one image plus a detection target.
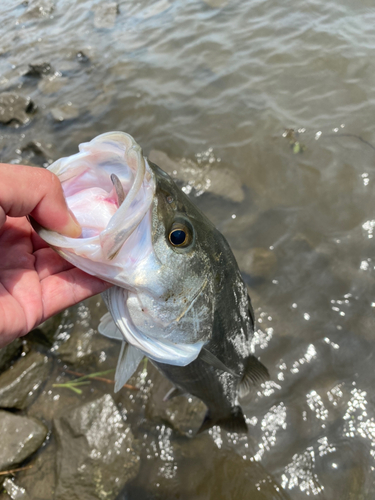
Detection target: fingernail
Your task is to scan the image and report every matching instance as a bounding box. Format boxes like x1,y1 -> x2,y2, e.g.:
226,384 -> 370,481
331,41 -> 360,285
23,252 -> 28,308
60,209 -> 82,238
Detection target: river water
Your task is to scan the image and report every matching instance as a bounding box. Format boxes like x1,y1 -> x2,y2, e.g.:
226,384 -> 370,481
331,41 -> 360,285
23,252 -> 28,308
1,0 -> 375,498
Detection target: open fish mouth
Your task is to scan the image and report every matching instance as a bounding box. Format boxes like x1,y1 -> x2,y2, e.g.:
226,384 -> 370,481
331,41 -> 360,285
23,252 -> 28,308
35,131 -> 155,266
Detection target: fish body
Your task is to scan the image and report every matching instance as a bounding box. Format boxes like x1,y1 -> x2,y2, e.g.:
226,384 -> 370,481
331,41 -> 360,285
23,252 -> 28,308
36,132 -> 268,433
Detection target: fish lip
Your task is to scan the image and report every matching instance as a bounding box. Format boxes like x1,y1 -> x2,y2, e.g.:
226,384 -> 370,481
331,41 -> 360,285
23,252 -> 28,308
35,132 -> 155,253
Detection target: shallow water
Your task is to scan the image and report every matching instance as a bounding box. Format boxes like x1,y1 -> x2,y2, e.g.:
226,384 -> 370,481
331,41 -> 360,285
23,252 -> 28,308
1,0 -> 375,498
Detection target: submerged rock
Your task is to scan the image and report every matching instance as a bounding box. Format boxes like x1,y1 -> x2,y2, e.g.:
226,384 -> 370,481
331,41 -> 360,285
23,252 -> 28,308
121,432 -> 290,500
24,62 -> 52,78
0,411 -> 48,474
0,339 -> 23,374
2,478 -> 30,500
0,93 -> 36,125
148,150 -> 245,203
235,247 -> 277,280
0,351 -> 51,410
92,2 -> 119,29
145,364 -> 206,435
50,103 -> 79,122
54,394 -> 140,500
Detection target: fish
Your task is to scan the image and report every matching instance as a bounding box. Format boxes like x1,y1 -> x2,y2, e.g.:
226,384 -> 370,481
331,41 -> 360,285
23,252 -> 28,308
34,131 -> 269,433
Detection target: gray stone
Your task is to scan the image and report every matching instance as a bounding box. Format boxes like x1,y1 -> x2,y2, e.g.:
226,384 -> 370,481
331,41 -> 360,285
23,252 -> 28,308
54,394 -> 140,500
0,411 -> 48,473
24,62 -> 52,78
148,150 -> 244,202
93,2 -> 119,29
235,247 -> 277,279
50,103 -> 79,122
20,0 -> 54,20
0,340 -> 23,374
0,351 -> 51,410
145,364 -> 206,435
2,478 -> 30,500
56,296 -> 115,368
37,76 -> 68,95
0,93 -> 36,125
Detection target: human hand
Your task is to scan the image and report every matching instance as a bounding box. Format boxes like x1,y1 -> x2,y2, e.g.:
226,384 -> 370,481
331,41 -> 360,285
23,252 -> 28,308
0,163 -> 111,348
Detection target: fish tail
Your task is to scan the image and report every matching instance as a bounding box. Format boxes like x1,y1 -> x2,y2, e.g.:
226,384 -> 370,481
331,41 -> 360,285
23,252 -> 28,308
197,406 -> 248,434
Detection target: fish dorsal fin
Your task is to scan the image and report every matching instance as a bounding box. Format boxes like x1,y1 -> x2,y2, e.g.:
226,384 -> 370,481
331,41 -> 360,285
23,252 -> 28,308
163,386 -> 186,402
98,312 -> 123,340
114,341 -> 144,392
239,356 -> 269,398
200,348 -> 239,377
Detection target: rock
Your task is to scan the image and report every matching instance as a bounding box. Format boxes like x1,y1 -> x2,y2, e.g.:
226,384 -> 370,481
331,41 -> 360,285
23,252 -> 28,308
76,51 -> 90,64
145,364 -> 206,435
2,478 -> 30,500
148,150 -> 244,203
54,394 -> 140,500
121,433 -> 291,499
0,351 -> 51,410
19,140 -> 54,168
0,340 -> 23,374
0,93 -> 36,126
56,297 -> 114,368
10,438 -> 56,500
37,76 -> 68,94
0,411 -> 48,473
24,62 -> 52,78
50,103 -> 79,122
92,2 -> 119,29
235,247 -> 277,279
20,0 -> 54,20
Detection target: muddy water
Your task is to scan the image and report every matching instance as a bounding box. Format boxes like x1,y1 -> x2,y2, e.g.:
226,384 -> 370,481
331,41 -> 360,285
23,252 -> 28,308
1,0 -> 375,498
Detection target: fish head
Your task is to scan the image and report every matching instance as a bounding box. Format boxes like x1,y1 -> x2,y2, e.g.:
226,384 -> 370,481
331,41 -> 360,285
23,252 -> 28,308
34,132 -> 219,348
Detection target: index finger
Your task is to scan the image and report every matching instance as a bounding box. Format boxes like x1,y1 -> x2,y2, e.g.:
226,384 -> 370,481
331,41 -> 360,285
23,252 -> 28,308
0,163 -> 81,237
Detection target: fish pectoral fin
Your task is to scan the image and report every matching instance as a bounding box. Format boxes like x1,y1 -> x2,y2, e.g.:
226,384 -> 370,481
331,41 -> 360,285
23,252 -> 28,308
98,312 -> 123,340
239,355 -> 269,398
197,406 -> 248,434
163,386 -> 186,402
114,341 -> 144,392
200,348 -> 239,377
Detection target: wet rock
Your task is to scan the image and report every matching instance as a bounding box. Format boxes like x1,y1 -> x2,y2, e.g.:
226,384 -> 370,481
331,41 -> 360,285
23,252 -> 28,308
2,478 -> 30,500
37,76 -> 68,94
145,364 -> 206,435
236,247 -> 277,279
56,297 -> 114,368
122,433 -> 290,500
0,411 -> 48,474
20,0 -> 54,20
11,439 -> 56,500
148,150 -> 245,202
0,351 -> 51,410
54,394 -> 140,500
19,140 -> 54,168
76,51 -> 90,64
50,102 -> 79,122
0,93 -> 36,126
93,2 -> 119,29
24,62 -> 52,78
0,340 -> 23,374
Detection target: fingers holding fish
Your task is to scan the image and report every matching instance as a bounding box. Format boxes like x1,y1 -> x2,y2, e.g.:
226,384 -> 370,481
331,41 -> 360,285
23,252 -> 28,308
0,163 -> 81,238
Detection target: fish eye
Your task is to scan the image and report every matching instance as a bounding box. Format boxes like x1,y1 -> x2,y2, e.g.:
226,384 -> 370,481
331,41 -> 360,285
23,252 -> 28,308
168,222 -> 192,248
